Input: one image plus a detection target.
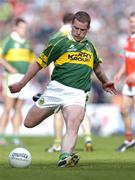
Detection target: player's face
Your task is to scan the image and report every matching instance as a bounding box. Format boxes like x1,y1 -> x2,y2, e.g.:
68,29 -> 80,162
71,19 -> 89,42
129,16 -> 135,34
15,22 -> 28,38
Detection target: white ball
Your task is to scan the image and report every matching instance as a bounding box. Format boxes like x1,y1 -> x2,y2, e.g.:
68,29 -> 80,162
8,147 -> 32,168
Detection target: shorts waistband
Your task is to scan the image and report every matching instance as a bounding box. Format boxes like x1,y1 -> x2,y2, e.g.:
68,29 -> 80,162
49,80 -> 86,94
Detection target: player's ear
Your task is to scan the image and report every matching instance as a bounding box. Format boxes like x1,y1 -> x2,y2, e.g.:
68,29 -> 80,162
88,25 -> 90,30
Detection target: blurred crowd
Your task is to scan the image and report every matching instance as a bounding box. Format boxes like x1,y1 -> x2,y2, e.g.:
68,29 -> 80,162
0,0 -> 134,104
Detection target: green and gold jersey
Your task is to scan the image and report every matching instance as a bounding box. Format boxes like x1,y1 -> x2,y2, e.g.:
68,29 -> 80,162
2,33 -> 34,74
37,33 -> 102,92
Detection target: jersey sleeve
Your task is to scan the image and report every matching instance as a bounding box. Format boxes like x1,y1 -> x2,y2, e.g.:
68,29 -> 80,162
37,37 -> 64,68
1,37 -> 11,56
26,41 -> 35,62
36,44 -> 54,68
93,45 -> 103,65
119,49 -> 125,60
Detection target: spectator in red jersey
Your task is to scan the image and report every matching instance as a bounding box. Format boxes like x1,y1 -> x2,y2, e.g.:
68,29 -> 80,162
114,12 -> 135,152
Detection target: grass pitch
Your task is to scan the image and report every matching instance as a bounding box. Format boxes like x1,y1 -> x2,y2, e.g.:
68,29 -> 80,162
0,135 -> 135,180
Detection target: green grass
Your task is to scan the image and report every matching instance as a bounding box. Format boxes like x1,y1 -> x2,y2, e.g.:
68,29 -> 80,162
0,135 -> 135,180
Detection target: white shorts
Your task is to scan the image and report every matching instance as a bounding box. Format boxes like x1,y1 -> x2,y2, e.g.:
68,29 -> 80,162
36,80 -> 87,109
7,73 -> 31,100
122,84 -> 135,96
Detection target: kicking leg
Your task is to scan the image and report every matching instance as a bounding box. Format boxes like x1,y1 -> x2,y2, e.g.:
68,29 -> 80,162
24,105 -> 55,128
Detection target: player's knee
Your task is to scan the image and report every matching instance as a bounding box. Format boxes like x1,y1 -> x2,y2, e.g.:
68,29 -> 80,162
3,108 -> 11,115
24,119 -> 34,128
120,109 -> 129,118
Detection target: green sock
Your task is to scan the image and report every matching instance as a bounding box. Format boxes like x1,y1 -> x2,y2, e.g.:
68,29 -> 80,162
59,152 -> 70,160
0,134 -> 5,140
11,134 -> 19,140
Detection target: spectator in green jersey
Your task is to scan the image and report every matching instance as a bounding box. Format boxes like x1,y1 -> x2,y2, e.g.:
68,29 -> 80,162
9,11 -> 117,167
0,17 -> 34,146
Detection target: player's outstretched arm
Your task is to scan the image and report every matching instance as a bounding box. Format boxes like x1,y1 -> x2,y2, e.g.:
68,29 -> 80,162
9,61 -> 42,93
93,63 -> 117,95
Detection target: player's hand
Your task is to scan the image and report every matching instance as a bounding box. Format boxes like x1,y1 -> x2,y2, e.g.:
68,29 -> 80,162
114,74 -> 121,85
8,82 -> 23,93
102,82 -> 118,95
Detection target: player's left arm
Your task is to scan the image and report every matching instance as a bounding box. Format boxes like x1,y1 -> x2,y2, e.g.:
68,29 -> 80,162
93,63 -> 117,94
0,55 -> 18,73
9,61 -> 42,93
